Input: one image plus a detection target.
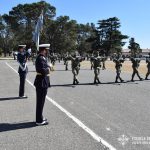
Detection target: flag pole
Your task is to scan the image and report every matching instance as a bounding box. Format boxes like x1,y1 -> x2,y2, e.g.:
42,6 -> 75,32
32,9 -> 44,54
37,32 -> 40,52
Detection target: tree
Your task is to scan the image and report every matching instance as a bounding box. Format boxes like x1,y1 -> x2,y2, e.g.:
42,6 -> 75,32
128,38 -> 141,57
0,15 -> 14,56
95,17 -> 128,55
2,1 -> 56,47
45,16 -> 78,54
76,23 -> 95,55
0,2 -> 131,57
0,47 -> 2,56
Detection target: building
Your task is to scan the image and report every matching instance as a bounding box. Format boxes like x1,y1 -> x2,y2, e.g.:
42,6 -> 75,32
122,49 -> 150,56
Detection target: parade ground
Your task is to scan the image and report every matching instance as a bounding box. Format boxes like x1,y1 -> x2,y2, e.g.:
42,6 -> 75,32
0,60 -> 150,150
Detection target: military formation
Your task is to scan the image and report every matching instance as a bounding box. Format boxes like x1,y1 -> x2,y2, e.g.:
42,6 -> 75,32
36,50 -> 150,85
15,44 -> 150,126
42,51 -> 150,85
17,46 -> 150,87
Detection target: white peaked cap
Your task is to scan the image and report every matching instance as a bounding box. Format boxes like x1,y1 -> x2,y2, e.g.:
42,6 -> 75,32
39,44 -> 50,48
18,45 -> 26,47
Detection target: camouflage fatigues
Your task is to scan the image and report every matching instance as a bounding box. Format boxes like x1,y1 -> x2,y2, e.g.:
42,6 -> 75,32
102,55 -> 107,70
90,56 -> 94,70
113,58 -> 124,83
49,54 -> 57,66
131,58 -> 142,81
92,56 -> 102,84
64,56 -> 69,71
70,56 -> 83,85
145,58 -> 150,80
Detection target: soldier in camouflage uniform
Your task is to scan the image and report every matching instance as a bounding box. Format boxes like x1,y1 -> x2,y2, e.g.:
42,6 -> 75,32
63,53 -> 69,71
113,56 -> 125,83
131,57 -> 143,81
145,54 -> 150,80
57,53 -> 61,63
69,53 -> 83,85
90,53 -> 94,70
92,52 -> 102,84
49,53 -> 57,66
102,54 -> 106,70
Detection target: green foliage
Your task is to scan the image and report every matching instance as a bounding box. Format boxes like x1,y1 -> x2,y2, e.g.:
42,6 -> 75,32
44,16 -> 78,54
76,23 -> 95,55
128,38 -> 141,56
2,1 -> 56,48
0,1 -> 132,57
0,47 -> 2,56
87,17 -> 128,55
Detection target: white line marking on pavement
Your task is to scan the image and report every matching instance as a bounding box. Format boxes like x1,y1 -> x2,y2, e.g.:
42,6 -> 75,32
5,62 -> 117,150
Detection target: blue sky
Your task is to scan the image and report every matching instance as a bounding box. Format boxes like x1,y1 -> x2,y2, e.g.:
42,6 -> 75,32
0,0 -> 150,48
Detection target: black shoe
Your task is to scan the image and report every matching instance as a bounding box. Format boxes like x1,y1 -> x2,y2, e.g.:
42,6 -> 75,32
131,79 -> 134,82
36,120 -> 49,126
140,78 -> 143,81
145,78 -> 148,80
121,80 -> 124,83
115,81 -> 118,83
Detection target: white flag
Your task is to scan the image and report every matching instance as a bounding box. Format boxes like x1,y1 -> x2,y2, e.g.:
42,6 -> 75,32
32,11 -> 44,49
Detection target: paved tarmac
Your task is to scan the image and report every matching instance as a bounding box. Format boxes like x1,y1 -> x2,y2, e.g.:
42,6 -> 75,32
0,60 -> 150,150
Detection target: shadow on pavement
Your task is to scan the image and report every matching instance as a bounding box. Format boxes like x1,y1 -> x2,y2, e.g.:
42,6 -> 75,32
51,82 -> 126,87
46,69 -> 92,72
0,122 -> 36,132
53,69 -> 71,72
51,83 -> 75,87
126,80 -> 141,84
49,79 -> 150,87
0,97 -> 27,101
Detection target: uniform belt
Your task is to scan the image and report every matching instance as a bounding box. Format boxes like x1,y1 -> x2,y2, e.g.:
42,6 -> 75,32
37,72 -> 50,76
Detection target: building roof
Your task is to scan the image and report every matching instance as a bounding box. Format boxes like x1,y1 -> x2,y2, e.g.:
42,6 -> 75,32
122,49 -> 150,53
142,49 -> 150,53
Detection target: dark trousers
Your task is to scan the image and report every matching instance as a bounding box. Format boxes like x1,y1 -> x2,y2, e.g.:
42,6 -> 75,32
36,87 -> 47,123
19,73 -> 26,97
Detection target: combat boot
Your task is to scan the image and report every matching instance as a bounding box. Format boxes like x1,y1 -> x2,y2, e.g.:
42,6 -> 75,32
97,79 -> 101,84
120,78 -> 124,82
94,78 -> 97,84
140,78 -> 143,81
66,67 -> 68,71
73,79 -> 76,85
121,80 -> 124,83
76,79 -> 79,84
115,77 -> 118,83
